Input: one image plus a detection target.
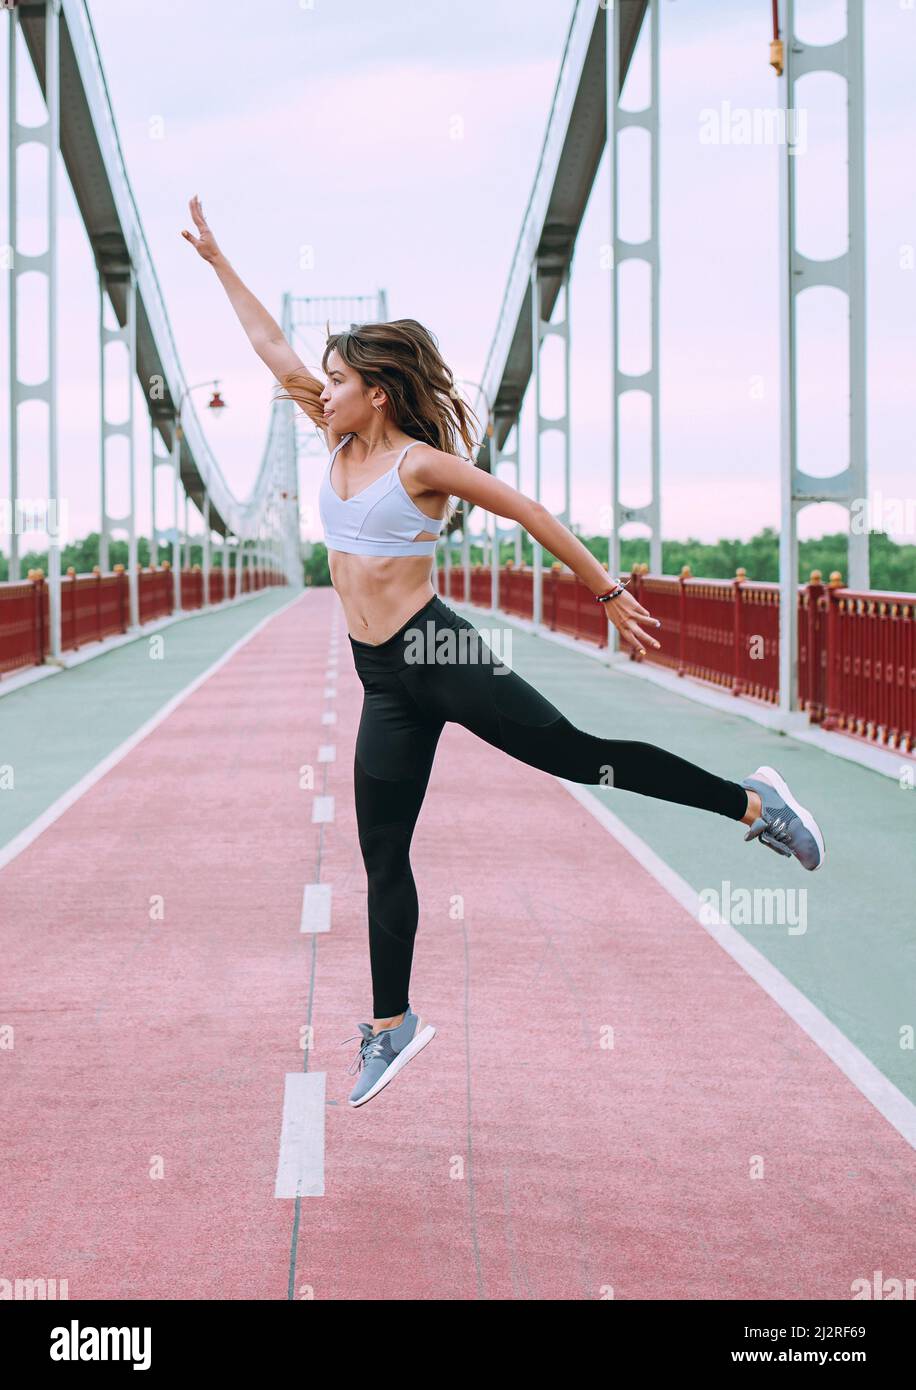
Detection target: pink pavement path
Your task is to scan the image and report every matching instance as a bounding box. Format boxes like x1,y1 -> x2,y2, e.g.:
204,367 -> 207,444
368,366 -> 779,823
2,587 -> 915,1301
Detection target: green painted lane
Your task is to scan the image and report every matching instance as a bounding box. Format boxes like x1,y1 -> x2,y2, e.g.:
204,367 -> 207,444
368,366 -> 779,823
453,602 -> 916,1107
0,589 -> 298,850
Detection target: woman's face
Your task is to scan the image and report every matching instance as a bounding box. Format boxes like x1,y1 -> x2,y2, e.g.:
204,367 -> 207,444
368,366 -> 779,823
319,349 -> 381,431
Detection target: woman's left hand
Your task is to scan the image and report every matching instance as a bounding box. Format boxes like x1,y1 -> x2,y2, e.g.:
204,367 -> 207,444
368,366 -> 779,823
181,194 -> 222,263
602,582 -> 662,660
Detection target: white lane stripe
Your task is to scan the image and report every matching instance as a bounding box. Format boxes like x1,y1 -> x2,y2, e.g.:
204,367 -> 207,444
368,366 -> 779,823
311,796 -> 334,824
317,745 -> 336,763
321,711 -> 337,725
0,591 -> 306,873
300,882 -> 332,933
324,687 -> 337,699
559,779 -> 916,1151
275,1072 -> 325,1197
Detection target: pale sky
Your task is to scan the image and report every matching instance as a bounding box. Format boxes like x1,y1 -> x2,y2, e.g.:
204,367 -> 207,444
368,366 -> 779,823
2,0 -> 914,556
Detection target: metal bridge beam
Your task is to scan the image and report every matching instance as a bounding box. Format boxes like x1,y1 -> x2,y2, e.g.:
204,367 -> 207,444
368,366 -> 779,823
530,261 -> 572,627
489,413 -> 521,611
99,263 -> 139,629
777,0 -> 867,713
607,0 -> 661,657
7,0 -> 63,652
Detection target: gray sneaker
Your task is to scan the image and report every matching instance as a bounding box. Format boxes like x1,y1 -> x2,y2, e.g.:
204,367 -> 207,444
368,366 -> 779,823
340,1004 -> 436,1107
740,764 -> 826,871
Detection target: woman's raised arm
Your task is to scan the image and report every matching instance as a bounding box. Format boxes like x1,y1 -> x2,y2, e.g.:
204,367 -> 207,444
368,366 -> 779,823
181,195 -> 329,432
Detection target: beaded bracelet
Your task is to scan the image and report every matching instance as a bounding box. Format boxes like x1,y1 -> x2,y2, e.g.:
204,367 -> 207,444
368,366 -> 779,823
595,582 -> 627,603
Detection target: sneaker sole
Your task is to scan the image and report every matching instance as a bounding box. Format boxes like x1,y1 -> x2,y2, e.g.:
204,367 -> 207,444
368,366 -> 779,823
348,1021 -> 437,1107
751,764 -> 826,870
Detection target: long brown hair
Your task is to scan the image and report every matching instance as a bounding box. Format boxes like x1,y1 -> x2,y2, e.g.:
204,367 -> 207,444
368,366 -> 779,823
271,318 -> 482,529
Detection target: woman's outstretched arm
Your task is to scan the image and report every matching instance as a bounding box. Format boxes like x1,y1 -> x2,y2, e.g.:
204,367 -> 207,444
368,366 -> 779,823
411,447 -> 663,659
181,194 -> 328,433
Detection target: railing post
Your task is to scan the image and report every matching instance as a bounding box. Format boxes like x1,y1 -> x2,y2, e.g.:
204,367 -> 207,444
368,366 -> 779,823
803,569 -> 825,723
63,566 -> 74,650
733,567 -> 746,697
548,563 -> 559,632
821,570 -> 844,732
625,563 -> 640,661
29,570 -> 47,667
113,563 -> 127,633
677,564 -> 690,676
628,564 -> 641,613
92,564 -> 102,648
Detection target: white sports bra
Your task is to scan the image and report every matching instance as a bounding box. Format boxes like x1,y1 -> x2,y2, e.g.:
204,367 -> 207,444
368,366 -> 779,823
319,433 -> 446,557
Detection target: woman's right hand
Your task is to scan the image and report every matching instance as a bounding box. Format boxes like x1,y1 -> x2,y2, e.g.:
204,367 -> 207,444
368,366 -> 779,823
603,582 -> 662,660
181,194 -> 222,263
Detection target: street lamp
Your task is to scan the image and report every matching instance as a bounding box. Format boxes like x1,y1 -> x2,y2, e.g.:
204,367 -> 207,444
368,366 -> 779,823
452,377 -> 493,442
175,379 -> 228,440
170,378 -> 228,600
450,377 -> 508,605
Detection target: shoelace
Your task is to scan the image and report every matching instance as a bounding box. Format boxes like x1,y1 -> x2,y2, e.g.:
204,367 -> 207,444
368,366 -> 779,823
745,810 -> 793,858
339,1029 -> 389,1077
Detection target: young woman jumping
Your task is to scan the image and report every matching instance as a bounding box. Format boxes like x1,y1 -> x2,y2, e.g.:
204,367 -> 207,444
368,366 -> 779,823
182,195 -> 826,1108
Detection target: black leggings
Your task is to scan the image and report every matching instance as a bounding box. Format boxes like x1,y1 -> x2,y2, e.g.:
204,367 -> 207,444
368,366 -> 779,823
349,593 -> 749,1018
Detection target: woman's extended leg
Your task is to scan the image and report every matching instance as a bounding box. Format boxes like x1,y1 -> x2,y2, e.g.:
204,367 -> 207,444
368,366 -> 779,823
352,672 -> 445,1021
400,603 -> 823,870
410,618 -> 749,820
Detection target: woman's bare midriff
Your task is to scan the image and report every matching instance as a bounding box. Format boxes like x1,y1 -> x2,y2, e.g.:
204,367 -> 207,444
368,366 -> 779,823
328,550 -> 439,645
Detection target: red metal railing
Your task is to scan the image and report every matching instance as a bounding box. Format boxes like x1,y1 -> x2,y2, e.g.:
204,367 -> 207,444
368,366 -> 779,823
180,567 -> 204,610
437,560 -> 915,756
500,564 -> 532,619
628,569 -> 781,703
0,564 -> 282,678
138,566 -> 174,626
822,588 -> 916,752
0,578 -> 47,677
208,569 -> 225,605
60,567 -> 130,650
798,576 -> 828,720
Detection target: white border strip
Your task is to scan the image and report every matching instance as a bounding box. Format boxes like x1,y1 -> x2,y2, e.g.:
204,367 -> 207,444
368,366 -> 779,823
0,591 -> 307,874
559,778 -> 916,1151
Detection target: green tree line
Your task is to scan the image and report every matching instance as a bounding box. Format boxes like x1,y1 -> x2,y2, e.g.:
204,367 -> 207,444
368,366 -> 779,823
0,535 -> 250,583
2,525 -> 914,594
304,526 -> 916,592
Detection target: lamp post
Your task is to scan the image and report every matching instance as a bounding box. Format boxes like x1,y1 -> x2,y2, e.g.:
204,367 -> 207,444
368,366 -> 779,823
170,379 -> 227,612
452,377 -> 504,611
